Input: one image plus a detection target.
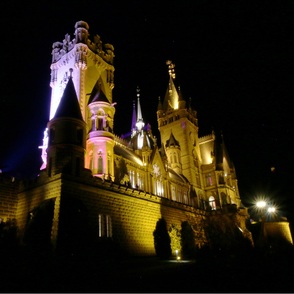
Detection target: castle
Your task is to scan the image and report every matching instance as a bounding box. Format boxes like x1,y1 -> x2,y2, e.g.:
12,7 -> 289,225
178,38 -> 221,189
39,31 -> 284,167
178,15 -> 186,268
0,20 -> 257,256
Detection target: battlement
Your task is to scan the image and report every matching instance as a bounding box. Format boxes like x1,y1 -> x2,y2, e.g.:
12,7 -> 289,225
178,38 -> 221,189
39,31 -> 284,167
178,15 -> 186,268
51,20 -> 114,65
199,132 -> 215,144
114,135 -> 132,150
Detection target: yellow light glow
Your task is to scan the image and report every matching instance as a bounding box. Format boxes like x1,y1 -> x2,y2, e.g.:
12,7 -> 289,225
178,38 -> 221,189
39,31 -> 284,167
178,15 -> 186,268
256,200 -> 266,208
268,207 -> 276,213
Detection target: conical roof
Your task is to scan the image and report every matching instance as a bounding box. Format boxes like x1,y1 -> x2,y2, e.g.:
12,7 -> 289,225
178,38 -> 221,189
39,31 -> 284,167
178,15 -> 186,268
54,76 -> 83,121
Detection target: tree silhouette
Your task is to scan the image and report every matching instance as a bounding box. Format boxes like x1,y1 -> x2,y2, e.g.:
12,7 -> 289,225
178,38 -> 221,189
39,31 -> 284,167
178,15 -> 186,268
181,221 -> 196,258
153,218 -> 172,259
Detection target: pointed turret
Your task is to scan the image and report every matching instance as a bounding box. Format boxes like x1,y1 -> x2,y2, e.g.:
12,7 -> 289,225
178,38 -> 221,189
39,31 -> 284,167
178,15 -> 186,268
157,96 -> 163,111
47,69 -> 86,177
86,76 -> 116,181
131,100 -> 137,137
215,132 -> 234,172
157,60 -> 200,190
162,60 -> 179,111
129,88 -> 156,163
54,70 -> 83,121
135,87 -> 144,131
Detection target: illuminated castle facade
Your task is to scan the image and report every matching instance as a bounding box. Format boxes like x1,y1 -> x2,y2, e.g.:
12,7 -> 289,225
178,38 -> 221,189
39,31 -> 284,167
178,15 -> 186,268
0,21 -> 260,256
41,21 -> 243,209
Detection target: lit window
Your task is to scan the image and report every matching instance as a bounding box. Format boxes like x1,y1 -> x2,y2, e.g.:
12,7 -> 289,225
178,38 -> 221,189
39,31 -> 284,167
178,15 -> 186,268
171,186 -> 176,201
206,173 -> 213,186
98,151 -> 103,174
183,192 -> 188,204
130,170 -> 135,188
156,179 -> 163,196
98,214 -> 112,238
209,196 -> 216,210
137,172 -> 144,190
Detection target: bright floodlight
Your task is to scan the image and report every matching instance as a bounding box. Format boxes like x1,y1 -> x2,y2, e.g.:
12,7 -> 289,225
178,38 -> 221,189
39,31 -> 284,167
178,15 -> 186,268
256,200 -> 266,208
268,207 -> 276,213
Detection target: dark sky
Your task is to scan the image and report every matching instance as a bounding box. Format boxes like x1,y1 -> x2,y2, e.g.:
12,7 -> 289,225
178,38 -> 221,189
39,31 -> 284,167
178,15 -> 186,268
1,1 -> 294,218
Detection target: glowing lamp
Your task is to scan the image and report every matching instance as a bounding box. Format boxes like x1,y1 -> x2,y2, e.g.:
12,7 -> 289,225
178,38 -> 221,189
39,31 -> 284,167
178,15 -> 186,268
268,207 -> 276,213
256,200 -> 266,208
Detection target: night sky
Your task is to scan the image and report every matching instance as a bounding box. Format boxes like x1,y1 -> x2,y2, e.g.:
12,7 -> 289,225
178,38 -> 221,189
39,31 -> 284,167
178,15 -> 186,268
1,1 -> 293,219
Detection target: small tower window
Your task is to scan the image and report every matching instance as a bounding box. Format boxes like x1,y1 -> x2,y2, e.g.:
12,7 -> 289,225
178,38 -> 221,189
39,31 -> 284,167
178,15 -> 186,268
98,152 -> 103,174
173,152 -> 177,163
206,173 -> 213,186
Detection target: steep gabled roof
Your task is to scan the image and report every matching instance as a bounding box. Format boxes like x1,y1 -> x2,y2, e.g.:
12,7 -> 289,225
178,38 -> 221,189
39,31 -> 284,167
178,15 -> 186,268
215,133 -> 234,171
88,80 -> 109,104
165,131 -> 180,148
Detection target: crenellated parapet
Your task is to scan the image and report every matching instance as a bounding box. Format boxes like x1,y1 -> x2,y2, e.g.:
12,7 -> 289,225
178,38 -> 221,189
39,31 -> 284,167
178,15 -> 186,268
51,21 -> 115,66
199,132 -> 215,144
114,135 -> 133,150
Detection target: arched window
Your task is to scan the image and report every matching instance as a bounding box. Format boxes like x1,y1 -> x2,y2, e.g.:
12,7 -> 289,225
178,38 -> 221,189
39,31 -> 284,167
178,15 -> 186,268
98,214 -> 112,238
171,186 -> 176,201
137,172 -> 144,190
183,192 -> 188,204
129,170 -> 135,188
98,118 -> 103,130
107,152 -> 111,176
156,179 -> 163,196
209,196 -> 216,210
206,173 -> 213,186
173,152 -> 177,163
98,152 -> 103,174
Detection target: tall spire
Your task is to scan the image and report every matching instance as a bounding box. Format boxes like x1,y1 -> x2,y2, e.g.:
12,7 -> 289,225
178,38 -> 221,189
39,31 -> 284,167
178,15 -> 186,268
131,100 -> 137,137
135,86 -> 144,131
163,60 -> 179,110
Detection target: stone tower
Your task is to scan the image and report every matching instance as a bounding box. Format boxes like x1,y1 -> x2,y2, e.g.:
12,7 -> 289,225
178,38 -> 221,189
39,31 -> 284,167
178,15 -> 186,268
46,71 -> 86,177
40,20 -> 115,176
157,61 -> 202,192
86,79 -> 116,180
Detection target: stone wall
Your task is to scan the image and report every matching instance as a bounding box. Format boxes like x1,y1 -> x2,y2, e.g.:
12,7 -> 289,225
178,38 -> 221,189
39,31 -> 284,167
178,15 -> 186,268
59,177 -> 207,256
0,175 -> 18,222
264,221 -> 293,245
1,172 -> 251,256
16,173 -> 62,241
